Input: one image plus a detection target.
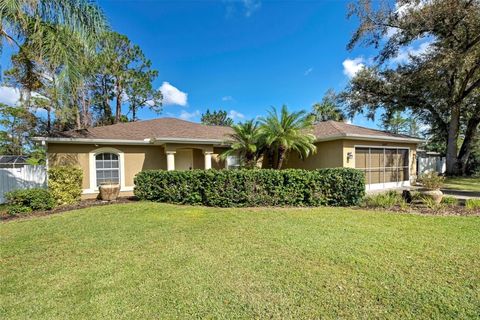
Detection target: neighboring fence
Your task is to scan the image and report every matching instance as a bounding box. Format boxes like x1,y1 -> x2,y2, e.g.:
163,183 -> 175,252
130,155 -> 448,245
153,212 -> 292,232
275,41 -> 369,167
417,153 -> 446,175
0,165 -> 47,203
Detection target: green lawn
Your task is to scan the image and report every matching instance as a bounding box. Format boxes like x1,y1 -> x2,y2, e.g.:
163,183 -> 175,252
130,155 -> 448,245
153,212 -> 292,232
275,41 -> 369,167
444,177 -> 480,192
1,203 -> 479,319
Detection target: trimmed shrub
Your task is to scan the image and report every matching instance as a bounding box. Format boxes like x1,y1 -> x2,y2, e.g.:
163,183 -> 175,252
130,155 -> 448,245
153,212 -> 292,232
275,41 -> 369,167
5,188 -> 55,216
48,166 -> 83,205
134,168 -> 365,207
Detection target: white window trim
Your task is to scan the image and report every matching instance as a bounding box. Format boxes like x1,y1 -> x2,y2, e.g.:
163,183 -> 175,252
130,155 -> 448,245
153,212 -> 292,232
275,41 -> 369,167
354,145 -> 412,191
86,147 -> 126,194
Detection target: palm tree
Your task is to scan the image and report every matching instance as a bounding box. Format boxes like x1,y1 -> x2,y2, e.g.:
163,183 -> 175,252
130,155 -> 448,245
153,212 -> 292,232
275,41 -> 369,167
221,119 -> 263,168
312,89 -> 346,122
1,0 -> 107,51
260,105 -> 317,169
1,0 -> 107,130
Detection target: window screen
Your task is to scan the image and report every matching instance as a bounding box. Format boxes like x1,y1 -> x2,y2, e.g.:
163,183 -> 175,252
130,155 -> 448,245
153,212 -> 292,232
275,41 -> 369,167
355,147 -> 409,185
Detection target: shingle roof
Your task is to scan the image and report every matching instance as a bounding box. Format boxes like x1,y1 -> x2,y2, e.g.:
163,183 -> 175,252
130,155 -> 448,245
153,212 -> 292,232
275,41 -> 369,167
46,118 -> 421,143
52,118 -> 233,141
312,120 -> 420,141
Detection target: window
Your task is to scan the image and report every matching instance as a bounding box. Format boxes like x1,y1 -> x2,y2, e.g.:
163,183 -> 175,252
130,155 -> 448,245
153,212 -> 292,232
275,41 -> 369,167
95,153 -> 120,186
355,147 -> 409,185
226,155 -> 241,169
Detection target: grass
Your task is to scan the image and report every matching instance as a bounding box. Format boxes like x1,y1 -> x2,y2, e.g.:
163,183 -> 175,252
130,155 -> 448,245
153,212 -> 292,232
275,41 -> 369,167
1,203 -> 479,319
443,176 -> 480,192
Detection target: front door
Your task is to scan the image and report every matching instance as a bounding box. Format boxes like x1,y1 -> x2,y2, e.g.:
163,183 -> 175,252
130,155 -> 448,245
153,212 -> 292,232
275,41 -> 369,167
176,149 -> 193,171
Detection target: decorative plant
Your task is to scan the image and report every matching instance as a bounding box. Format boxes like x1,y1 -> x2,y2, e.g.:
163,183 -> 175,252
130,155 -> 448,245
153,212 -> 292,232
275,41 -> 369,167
48,166 -> 83,205
418,172 -> 445,190
5,188 -> 55,216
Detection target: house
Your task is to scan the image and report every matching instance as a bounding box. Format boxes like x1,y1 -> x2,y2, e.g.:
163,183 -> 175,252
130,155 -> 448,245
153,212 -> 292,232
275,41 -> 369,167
35,118 -> 422,198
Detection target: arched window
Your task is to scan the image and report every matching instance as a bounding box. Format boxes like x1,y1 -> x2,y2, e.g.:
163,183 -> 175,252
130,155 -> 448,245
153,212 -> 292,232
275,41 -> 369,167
95,153 -> 120,186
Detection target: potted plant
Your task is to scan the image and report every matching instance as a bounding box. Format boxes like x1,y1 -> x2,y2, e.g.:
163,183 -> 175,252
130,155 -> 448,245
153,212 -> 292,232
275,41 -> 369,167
418,172 -> 445,203
98,181 -> 120,201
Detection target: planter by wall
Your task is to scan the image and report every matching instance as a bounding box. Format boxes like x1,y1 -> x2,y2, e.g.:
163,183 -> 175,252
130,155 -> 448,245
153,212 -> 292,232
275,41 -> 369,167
99,184 -> 120,201
420,188 -> 444,204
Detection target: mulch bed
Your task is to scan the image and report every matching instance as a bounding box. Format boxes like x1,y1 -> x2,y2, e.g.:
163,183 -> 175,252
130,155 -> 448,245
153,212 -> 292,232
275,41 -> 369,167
1,197 -> 138,222
360,204 -> 480,216
2,197 -> 479,222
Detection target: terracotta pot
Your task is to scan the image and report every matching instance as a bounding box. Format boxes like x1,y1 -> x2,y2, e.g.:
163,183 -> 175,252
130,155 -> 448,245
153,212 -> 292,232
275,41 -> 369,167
420,189 -> 443,204
99,184 -> 120,201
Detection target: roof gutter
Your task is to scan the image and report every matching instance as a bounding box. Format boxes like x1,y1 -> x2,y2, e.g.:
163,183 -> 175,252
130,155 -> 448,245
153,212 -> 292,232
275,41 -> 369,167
33,136 -> 230,146
315,133 -> 424,144
33,137 -> 152,145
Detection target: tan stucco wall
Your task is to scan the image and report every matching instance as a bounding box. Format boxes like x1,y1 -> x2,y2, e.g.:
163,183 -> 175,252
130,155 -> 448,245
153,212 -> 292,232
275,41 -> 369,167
47,143 -> 229,192
282,139 -> 418,177
283,140 -> 344,169
47,144 -> 167,189
341,139 -> 418,177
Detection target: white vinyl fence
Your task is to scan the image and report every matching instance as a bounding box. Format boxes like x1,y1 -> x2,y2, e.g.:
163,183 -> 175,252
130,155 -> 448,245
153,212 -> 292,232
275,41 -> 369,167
417,155 -> 446,175
0,165 -> 47,203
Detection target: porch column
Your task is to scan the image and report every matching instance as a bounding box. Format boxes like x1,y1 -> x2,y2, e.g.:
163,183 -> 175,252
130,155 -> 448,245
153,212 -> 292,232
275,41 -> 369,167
204,151 -> 213,170
166,151 -> 175,171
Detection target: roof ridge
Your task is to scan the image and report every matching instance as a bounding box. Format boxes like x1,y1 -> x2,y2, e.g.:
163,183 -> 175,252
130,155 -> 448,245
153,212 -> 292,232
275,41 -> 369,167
324,120 -> 345,135
339,121 -> 419,139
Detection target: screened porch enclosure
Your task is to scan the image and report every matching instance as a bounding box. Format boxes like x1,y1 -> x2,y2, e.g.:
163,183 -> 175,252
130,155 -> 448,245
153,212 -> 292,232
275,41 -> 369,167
355,147 -> 410,189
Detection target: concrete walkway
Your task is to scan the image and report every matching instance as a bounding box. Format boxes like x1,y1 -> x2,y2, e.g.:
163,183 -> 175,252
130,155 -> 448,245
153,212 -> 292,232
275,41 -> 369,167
441,189 -> 480,200
366,186 -> 480,200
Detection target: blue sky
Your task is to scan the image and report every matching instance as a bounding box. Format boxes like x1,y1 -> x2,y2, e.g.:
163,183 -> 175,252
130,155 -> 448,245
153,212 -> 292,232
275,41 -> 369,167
1,0 -> 387,128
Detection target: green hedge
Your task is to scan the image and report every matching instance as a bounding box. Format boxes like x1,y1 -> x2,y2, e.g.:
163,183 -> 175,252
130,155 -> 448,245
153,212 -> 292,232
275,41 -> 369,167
134,168 -> 365,207
5,188 -> 56,216
48,166 -> 83,205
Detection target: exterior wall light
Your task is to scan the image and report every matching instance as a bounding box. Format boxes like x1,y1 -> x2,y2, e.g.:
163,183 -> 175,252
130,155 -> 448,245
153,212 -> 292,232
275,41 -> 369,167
347,152 -> 354,163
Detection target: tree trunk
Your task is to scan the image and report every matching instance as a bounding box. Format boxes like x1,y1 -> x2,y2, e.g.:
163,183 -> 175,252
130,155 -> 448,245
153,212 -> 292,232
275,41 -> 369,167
458,115 -> 480,174
102,77 -> 112,124
132,105 -> 136,122
263,148 -> 275,169
46,107 -> 51,133
75,98 -> 81,130
115,79 -> 122,124
445,104 -> 461,176
277,146 -> 286,169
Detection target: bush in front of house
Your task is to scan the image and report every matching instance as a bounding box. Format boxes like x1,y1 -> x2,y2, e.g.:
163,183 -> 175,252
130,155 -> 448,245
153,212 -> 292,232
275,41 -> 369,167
134,168 -> 365,207
48,166 -> 83,205
5,188 -> 56,216
418,172 -> 445,190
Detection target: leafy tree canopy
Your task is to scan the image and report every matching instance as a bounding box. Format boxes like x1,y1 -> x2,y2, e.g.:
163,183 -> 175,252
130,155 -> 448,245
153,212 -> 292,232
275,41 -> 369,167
201,109 -> 234,126
312,89 -> 346,122
342,0 -> 480,175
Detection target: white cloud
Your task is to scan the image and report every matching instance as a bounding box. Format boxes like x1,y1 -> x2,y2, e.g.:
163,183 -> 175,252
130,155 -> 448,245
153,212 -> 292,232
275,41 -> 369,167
391,41 -> 432,64
395,1 -> 428,17
0,86 -> 45,106
178,110 -> 200,121
228,110 -> 245,121
159,82 -> 188,106
225,0 -> 261,18
304,67 -> 313,76
222,96 -> 234,102
384,26 -> 398,39
243,0 -> 261,17
0,86 -> 22,106
342,58 -> 365,78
